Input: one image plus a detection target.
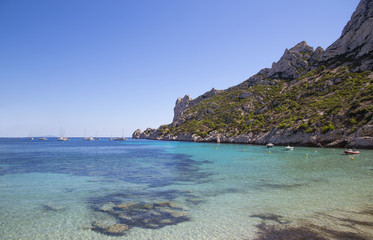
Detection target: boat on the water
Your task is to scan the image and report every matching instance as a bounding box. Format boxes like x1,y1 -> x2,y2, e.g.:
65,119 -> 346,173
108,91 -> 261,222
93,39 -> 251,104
344,149 -> 360,154
29,137 -> 34,141
39,137 -> 47,141
285,145 -> 294,151
58,129 -> 69,141
113,137 -> 127,141
266,143 -> 274,148
82,129 -> 94,141
83,136 -> 94,141
113,129 -> 127,141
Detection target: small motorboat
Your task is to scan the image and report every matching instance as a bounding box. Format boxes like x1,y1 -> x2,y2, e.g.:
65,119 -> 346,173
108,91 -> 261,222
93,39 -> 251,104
39,137 -> 47,141
344,149 -> 360,154
285,145 -> 294,151
266,143 -> 274,148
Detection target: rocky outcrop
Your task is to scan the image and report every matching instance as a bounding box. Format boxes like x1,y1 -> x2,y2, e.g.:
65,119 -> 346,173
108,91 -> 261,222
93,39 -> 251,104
172,88 -> 221,127
268,41 -> 317,79
235,41 -> 324,90
132,129 -> 142,139
173,95 -> 192,123
319,0 -> 373,71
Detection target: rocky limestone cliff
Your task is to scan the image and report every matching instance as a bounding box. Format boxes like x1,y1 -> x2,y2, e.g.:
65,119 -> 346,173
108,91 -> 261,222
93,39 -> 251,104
172,88 -> 221,127
234,41 -> 324,90
319,0 -> 373,71
173,95 -> 192,124
133,0 -> 373,149
268,41 -> 321,79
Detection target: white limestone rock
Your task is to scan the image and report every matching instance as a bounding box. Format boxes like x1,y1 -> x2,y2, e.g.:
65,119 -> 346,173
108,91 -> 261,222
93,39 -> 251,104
319,0 -> 373,71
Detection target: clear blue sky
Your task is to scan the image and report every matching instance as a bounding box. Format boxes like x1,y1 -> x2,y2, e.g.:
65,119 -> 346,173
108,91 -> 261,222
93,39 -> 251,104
0,0 -> 359,137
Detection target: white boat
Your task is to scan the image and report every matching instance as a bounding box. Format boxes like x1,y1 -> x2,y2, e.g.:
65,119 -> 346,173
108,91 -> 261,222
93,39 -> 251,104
113,129 -> 127,141
39,137 -> 47,141
82,129 -> 94,141
285,145 -> 294,151
29,137 -> 34,141
83,136 -> 94,141
266,143 -> 274,148
58,129 -> 69,141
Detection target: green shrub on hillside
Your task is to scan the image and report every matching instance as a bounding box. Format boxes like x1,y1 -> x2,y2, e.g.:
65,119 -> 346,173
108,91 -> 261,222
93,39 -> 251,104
321,123 -> 335,133
166,67 -> 372,138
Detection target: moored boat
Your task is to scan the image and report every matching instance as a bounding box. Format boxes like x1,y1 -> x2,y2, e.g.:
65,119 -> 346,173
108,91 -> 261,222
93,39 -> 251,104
113,137 -> 127,141
82,129 -> 94,141
285,145 -> 294,151
39,137 -> 47,141
58,129 -> 68,141
113,129 -> 127,141
57,137 -> 69,141
266,143 -> 274,148
83,136 -> 94,141
344,149 -> 360,154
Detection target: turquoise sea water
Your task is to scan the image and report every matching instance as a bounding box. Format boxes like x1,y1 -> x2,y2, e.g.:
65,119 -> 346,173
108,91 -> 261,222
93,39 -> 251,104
0,138 -> 372,239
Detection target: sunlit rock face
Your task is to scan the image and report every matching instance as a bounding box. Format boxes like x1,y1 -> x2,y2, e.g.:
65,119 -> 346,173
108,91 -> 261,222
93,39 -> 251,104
268,41 -> 316,80
319,0 -> 373,72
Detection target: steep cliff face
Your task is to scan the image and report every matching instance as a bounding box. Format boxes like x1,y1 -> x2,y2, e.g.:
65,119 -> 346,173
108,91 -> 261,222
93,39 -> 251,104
133,0 -> 373,148
173,95 -> 192,125
319,0 -> 373,72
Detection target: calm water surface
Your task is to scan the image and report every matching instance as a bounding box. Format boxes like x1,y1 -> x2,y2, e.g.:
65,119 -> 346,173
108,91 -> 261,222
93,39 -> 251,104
0,138 -> 372,239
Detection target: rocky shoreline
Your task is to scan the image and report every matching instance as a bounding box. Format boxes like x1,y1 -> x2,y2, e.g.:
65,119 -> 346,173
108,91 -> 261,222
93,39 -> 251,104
132,124 -> 373,149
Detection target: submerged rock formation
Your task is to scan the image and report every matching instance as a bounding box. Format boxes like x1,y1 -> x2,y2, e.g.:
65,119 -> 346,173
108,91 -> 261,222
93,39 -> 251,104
133,0 -> 373,149
89,201 -> 189,236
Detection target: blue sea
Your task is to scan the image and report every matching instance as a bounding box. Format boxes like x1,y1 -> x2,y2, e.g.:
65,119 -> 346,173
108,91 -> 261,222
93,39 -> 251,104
0,138 -> 372,239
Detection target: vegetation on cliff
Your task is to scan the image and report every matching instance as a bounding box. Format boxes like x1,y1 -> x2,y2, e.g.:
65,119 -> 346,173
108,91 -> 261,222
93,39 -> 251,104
157,66 -> 372,138
133,0 -> 373,148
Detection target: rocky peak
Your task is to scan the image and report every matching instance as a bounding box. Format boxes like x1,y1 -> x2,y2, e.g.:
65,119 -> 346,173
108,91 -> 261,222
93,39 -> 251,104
268,41 -> 316,79
172,88 -> 221,124
290,41 -> 314,53
319,0 -> 373,71
189,88 -> 220,106
173,95 -> 192,123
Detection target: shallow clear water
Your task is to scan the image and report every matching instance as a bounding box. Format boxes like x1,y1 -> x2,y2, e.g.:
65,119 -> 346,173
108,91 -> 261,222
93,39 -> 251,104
0,138 -> 372,239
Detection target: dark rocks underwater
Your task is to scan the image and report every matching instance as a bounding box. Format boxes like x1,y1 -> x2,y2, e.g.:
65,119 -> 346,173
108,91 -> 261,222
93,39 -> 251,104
89,201 -> 190,236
